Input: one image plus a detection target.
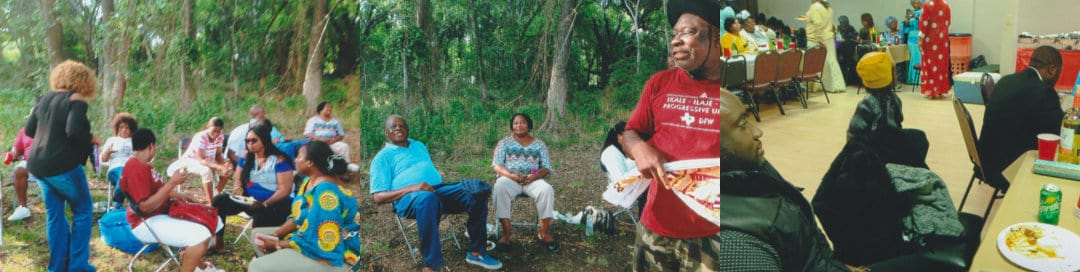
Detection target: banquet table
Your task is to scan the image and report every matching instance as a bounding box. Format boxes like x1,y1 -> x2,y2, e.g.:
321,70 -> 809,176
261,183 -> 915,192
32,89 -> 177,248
968,150 -> 1080,271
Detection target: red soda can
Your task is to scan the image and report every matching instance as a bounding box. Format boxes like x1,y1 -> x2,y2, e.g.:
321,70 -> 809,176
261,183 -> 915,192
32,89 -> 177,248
3,152 -> 13,165
723,47 -> 731,58
789,42 -> 796,49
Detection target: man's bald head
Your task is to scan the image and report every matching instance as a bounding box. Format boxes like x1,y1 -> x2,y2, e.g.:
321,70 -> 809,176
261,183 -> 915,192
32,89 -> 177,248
249,105 -> 266,120
1030,46 -> 1063,85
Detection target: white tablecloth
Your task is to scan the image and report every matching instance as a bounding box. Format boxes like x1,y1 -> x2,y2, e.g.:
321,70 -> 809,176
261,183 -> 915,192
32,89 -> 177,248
723,55 -> 758,79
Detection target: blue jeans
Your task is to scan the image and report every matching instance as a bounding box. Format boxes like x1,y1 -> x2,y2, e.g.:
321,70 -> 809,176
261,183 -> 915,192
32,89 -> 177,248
106,167 -> 126,204
393,183 -> 489,268
36,166 -> 96,272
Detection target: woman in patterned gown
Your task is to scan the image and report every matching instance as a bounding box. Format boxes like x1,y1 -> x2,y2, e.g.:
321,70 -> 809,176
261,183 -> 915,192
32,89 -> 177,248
920,0 -> 952,98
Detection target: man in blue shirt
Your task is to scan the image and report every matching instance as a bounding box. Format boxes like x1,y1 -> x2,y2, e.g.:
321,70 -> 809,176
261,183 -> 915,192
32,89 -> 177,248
370,115 -> 502,271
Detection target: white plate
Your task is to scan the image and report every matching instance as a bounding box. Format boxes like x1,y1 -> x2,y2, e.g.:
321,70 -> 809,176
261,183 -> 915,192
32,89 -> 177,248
997,222 -> 1080,272
166,159 -> 210,177
229,194 -> 256,206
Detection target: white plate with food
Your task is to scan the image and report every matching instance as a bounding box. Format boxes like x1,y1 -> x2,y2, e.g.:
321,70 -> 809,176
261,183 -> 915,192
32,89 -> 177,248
997,222 -> 1080,272
229,194 -> 256,206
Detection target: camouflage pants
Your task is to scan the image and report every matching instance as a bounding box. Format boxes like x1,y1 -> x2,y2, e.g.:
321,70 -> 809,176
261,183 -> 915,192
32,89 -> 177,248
633,223 -> 721,272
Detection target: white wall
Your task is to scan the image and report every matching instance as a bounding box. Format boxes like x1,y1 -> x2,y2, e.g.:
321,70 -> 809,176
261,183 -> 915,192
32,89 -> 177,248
1019,0 -> 1080,35
758,0 -> 1080,73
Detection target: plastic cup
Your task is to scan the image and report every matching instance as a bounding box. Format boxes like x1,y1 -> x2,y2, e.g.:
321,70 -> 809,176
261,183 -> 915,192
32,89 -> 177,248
1038,133 -> 1060,161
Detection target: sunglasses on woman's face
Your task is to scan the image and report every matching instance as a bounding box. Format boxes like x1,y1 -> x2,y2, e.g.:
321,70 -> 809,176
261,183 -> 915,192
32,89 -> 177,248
245,138 -> 259,144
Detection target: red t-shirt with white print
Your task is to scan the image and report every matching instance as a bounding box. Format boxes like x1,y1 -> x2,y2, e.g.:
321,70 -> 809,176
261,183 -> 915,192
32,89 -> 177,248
626,68 -> 721,239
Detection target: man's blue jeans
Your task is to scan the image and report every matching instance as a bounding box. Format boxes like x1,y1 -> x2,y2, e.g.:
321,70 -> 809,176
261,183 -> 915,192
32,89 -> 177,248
36,166 -> 96,272
393,183 -> 489,268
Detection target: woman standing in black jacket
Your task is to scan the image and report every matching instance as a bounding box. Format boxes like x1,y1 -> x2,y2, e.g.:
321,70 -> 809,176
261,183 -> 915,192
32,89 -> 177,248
25,60 -> 100,272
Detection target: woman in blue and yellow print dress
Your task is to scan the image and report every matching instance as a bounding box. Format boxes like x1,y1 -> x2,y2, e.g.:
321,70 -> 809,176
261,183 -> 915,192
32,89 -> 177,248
250,141 -> 360,271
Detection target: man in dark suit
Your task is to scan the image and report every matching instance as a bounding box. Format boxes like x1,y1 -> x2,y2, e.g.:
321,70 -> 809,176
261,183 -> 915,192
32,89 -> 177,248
978,45 -> 1063,191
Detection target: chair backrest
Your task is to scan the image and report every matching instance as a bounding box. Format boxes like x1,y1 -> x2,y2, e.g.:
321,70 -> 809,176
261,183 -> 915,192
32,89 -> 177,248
980,72 -> 995,102
751,51 -> 780,88
800,46 -> 827,78
178,137 -> 192,157
724,56 -> 748,88
776,49 -> 803,82
712,60 -> 727,86
952,98 -> 984,171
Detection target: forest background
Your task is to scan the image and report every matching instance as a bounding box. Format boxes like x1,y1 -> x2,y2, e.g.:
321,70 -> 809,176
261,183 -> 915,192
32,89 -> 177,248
0,0 -> 675,270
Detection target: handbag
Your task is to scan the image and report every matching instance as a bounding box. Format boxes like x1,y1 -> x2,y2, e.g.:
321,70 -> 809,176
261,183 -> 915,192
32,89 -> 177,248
167,200 -> 219,233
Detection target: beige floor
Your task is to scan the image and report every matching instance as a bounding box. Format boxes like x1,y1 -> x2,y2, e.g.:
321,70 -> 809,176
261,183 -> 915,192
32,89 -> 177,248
753,84 -> 1002,218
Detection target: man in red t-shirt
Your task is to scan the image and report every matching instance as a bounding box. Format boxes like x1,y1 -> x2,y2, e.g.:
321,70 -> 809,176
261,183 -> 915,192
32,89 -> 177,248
120,128 -> 223,272
623,0 -> 722,270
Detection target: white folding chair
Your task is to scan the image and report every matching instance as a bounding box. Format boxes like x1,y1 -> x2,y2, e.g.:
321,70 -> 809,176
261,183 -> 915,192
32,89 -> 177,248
392,208 -> 461,264
232,212 -> 254,244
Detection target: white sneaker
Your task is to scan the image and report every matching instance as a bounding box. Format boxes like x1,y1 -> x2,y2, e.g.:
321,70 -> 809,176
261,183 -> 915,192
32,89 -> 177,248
7,206 -> 31,221
347,163 -> 360,172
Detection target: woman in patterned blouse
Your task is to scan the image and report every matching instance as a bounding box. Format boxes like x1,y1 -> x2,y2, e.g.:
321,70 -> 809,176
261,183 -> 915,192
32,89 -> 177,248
249,141 -> 360,271
491,113 -> 559,252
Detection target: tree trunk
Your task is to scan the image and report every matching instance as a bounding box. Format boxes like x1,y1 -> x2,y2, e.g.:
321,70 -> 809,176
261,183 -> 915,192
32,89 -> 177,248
302,0 -> 328,116
414,0 -> 435,110
39,0 -> 64,68
540,0 -> 577,133
230,0 -> 240,99
179,0 -> 195,110
100,0 -> 116,120
468,0 -> 487,99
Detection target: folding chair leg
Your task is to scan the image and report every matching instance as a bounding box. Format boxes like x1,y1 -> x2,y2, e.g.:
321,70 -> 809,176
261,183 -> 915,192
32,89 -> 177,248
983,189 -> 1001,220
957,174 -> 977,213
233,220 -> 253,244
747,94 -> 760,122
772,86 -> 786,115
818,79 -> 830,104
796,84 -> 808,109
394,216 -> 419,264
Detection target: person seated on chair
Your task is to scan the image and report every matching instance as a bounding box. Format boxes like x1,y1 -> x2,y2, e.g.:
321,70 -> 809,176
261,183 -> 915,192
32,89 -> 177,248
305,102 -> 358,172
100,112 -> 138,210
226,105 -> 290,163
847,52 -> 929,168
121,128 -> 223,272
978,45 -> 1064,192
370,115 -> 502,271
837,15 -> 861,86
813,53 -> 941,266
250,141 -> 360,271
491,113 -> 559,252
600,121 -> 649,216
857,13 -> 880,44
211,123 -> 295,252
173,117 -> 232,204
720,18 -> 754,55
6,126 -> 34,221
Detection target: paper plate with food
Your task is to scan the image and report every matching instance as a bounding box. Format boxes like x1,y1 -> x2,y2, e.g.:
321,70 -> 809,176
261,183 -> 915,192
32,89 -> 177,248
997,222 -> 1080,272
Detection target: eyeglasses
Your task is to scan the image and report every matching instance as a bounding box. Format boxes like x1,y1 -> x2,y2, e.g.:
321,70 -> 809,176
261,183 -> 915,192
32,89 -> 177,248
245,138 -> 258,144
674,29 -> 700,39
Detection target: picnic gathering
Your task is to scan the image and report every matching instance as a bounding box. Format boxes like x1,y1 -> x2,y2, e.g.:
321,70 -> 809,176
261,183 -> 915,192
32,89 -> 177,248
4,0 -> 1080,271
